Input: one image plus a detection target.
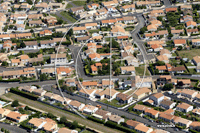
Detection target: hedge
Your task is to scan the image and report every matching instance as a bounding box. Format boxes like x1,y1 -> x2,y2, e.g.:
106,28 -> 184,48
189,129 -> 199,133
0,79 -> 20,82
10,88 -> 39,100
104,121 -> 137,133
87,116 -> 105,124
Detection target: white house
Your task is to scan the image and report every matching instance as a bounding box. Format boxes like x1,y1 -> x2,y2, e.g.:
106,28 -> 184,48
150,93 -> 164,105
176,103 -> 193,113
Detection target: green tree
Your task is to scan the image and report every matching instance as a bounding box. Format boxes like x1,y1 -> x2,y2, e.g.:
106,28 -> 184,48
60,116 -> 67,124
27,0 -> 33,4
1,61 -> 8,66
20,42 -> 26,48
178,46 -> 183,51
127,77 -> 131,80
156,61 -> 165,66
11,100 -> 19,107
162,83 -> 173,91
71,121 -> 78,129
30,29 -> 34,33
47,113 -> 56,119
79,78 -> 83,82
40,73 -> 48,81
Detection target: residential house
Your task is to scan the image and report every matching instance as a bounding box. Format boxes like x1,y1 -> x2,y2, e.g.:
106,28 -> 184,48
176,79 -> 191,88
176,103 -> 193,113
6,111 -> 28,123
28,14 -> 43,20
156,55 -> 169,64
165,7 -> 177,12
144,108 -> 160,118
79,89 -> 96,98
65,78 -> 76,87
133,87 -> 152,99
81,81 -> 98,89
135,76 -> 152,88
171,29 -> 184,36
157,75 -> 173,85
173,116 -> 192,128
121,4 -> 135,12
40,30 -> 52,37
68,100 -> 85,111
193,56 -> 200,66
87,3 -> 99,10
40,40 -> 55,49
186,21 -> 196,29
174,39 -> 186,47
50,54 -> 67,64
189,121 -> 200,131
58,127 -> 78,133
56,67 -> 73,77
76,36 -> 90,43
108,115 -> 124,124
179,89 -> 197,99
160,49 -> 171,58
82,105 -> 98,114
95,88 -> 119,100
43,16 -> 57,26
187,29 -> 199,36
158,112 -> 174,122
156,66 -> 167,73
24,41 -> 38,49
150,93 -> 164,105
120,66 -> 135,75
136,1 -> 160,9
192,39 -> 200,46
85,23 -> 98,30
88,53 -> 101,62
92,109 -> 111,120
28,118 -> 58,132
180,5 -> 192,11
69,7 -> 84,15
116,93 -> 133,104
160,100 -> 176,109
0,108 -> 10,118
32,89 -> 47,96
73,26 -> 87,34
133,104 -> 150,113
171,66 -> 186,73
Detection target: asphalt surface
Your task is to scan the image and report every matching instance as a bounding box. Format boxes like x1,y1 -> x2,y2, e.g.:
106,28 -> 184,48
43,85 -> 183,133
131,15 -> 155,62
0,123 -> 28,133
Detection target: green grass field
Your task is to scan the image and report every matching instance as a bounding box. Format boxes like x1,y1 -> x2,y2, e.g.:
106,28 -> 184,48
178,49 -> 200,59
135,66 -> 150,76
66,3 -> 73,8
60,11 -> 76,23
72,1 -> 86,6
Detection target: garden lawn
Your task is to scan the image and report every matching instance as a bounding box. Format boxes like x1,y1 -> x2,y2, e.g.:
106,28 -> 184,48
178,49 -> 200,59
60,11 -> 76,23
135,66 -> 150,76
72,1 -> 86,6
66,3 -> 73,8
100,99 -> 126,107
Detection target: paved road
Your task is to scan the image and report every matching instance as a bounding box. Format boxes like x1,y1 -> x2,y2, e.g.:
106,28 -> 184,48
55,11 -> 72,24
162,0 -> 172,7
131,15 -> 155,62
5,93 -> 123,133
0,123 -> 28,133
43,85 -> 183,133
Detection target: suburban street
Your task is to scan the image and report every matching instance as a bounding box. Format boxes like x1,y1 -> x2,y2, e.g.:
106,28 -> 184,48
0,0 -> 199,132
42,85 -> 184,133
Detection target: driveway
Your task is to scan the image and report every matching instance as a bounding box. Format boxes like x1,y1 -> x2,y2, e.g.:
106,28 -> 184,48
0,123 -> 28,133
